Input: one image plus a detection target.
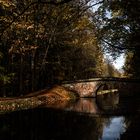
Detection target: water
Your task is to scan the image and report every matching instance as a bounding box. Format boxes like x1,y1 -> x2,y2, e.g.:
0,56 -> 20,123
0,107 -> 127,140
101,117 -> 126,140
0,82 -> 140,140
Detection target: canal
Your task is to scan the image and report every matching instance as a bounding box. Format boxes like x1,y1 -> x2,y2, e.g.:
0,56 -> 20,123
0,82 -> 140,140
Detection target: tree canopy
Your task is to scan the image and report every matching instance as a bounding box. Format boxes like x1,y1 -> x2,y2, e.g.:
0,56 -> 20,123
1,0 -> 137,96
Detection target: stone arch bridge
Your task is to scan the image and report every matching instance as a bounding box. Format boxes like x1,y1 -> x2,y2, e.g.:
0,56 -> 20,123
62,77 -> 139,97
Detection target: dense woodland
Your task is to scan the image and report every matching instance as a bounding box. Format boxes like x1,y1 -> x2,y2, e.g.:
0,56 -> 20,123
0,0 -> 139,96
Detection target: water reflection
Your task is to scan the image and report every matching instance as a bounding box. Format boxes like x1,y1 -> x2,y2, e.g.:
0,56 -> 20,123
0,106 -> 135,140
62,89 -> 139,115
0,108 -> 105,140
101,117 -> 126,140
96,92 -> 119,113
65,98 -> 100,114
44,90 -> 120,115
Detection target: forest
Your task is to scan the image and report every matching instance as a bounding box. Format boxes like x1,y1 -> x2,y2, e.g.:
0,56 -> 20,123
0,0 -> 140,97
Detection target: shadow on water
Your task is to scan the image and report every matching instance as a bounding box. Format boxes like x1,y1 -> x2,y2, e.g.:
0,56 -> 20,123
0,82 -> 140,140
0,106 -> 111,140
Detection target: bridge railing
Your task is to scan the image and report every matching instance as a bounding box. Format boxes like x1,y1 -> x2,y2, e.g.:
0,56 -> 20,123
61,77 -> 140,84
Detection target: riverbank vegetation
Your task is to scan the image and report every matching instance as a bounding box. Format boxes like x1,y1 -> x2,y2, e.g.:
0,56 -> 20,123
0,85 -> 77,114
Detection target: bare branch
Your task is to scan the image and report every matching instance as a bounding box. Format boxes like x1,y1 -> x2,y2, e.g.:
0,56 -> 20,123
101,39 -> 139,51
39,0 -> 72,5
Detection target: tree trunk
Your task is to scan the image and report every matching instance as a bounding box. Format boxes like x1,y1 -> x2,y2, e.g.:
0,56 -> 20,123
31,51 -> 36,92
19,55 -> 23,96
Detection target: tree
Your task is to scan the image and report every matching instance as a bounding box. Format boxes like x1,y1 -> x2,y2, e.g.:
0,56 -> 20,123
93,0 -> 140,77
0,0 -> 107,96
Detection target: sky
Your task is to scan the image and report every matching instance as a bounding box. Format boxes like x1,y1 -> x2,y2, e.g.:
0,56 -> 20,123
113,54 -> 125,70
105,52 -> 125,70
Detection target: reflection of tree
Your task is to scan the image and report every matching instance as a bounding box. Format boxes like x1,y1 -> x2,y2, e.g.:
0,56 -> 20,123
96,92 -> 119,112
0,108 -> 107,140
66,98 -> 99,114
121,114 -> 140,140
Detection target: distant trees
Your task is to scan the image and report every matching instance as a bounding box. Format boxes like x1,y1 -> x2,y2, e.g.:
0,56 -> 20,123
123,51 -> 140,78
117,0 -> 140,77
93,0 -> 140,77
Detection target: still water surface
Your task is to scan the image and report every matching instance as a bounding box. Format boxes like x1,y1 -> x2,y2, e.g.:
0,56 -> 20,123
101,117 -> 126,140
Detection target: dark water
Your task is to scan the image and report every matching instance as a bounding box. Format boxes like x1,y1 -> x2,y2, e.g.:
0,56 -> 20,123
0,82 -> 140,140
